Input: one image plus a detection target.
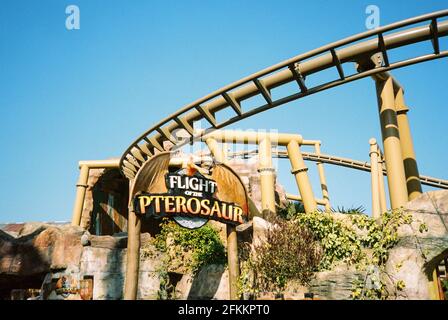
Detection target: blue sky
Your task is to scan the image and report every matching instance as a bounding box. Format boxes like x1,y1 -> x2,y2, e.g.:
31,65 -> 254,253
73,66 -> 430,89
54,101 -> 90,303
0,0 -> 447,222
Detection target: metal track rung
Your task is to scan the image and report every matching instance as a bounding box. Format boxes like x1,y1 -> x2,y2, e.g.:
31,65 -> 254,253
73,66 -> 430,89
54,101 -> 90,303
156,127 -> 177,145
222,92 -> 242,116
378,33 -> 390,67
430,18 -> 440,54
174,116 -> 194,136
330,48 -> 345,80
254,78 -> 273,105
195,105 -> 218,127
145,136 -> 164,152
289,63 -> 307,92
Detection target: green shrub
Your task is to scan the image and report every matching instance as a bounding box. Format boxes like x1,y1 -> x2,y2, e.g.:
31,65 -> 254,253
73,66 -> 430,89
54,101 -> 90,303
154,219 -> 226,274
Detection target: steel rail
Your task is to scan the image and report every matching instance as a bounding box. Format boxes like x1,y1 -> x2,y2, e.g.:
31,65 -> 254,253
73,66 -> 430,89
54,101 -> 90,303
119,10 -> 448,179
228,149 -> 448,189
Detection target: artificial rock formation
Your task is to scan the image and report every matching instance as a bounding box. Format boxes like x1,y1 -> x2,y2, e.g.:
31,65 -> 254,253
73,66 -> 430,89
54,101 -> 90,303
0,222 -> 230,300
385,190 -> 448,299
226,157 -> 289,213
1,185 -> 447,299
0,223 -> 84,299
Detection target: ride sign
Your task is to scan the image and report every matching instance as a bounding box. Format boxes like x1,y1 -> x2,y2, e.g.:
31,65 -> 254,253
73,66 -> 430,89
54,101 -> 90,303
133,168 -> 246,229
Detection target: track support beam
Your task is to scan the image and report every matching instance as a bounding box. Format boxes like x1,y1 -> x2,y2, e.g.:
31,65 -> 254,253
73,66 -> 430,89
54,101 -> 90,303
375,76 -> 408,209
395,88 -> 422,200
369,138 -> 381,220
71,165 -> 90,226
259,137 -> 276,218
377,146 -> 388,214
124,205 -> 141,300
287,140 -> 317,213
315,143 -> 331,212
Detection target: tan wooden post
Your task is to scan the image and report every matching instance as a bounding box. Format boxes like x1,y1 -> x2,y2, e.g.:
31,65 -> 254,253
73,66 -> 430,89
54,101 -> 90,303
205,137 -> 240,300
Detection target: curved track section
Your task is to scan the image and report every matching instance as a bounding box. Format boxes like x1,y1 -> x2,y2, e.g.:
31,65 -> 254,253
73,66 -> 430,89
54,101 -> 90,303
120,10 -> 448,179
229,149 -> 448,189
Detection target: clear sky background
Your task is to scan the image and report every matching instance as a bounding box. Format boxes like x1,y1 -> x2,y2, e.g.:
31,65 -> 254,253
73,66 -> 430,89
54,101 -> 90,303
0,0 -> 447,223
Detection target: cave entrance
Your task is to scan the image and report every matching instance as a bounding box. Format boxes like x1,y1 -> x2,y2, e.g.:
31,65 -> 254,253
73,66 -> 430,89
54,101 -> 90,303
0,273 -> 46,300
90,169 -> 129,235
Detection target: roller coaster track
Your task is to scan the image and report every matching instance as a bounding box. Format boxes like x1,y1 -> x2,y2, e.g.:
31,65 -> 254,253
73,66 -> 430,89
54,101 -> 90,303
228,149 -> 448,190
119,10 -> 448,179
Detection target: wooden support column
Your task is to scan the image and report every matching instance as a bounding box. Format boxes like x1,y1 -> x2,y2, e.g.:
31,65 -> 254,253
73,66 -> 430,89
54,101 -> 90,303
205,137 -> 240,300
